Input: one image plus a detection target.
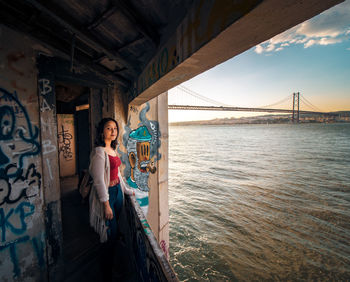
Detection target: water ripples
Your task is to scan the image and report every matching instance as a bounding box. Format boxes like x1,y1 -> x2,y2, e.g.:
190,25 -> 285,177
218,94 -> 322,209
169,123 -> 350,281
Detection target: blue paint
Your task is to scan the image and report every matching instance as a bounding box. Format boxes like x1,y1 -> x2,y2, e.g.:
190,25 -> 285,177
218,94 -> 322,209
0,148 -> 9,166
32,236 -> 45,267
0,105 -> 15,140
129,126 -> 152,141
0,87 -> 41,177
0,202 -> 35,242
0,235 -> 29,277
0,208 -> 14,242
138,103 -> 162,161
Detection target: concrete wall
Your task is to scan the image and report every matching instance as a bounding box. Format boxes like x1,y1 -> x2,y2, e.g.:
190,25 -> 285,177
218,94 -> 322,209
0,24 -> 170,281
0,25 -> 49,281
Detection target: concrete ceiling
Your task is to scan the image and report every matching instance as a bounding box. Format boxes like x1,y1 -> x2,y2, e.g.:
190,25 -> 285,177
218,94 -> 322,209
0,0 -> 344,105
0,0 -> 193,89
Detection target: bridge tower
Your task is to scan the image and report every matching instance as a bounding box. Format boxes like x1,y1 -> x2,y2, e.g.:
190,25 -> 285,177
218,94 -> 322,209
292,92 -> 300,123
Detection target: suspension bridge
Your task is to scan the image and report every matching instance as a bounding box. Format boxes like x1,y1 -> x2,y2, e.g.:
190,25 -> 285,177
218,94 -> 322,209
168,85 -> 330,122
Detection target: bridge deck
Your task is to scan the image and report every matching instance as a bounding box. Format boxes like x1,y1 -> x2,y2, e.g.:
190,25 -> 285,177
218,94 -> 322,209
168,105 -> 329,115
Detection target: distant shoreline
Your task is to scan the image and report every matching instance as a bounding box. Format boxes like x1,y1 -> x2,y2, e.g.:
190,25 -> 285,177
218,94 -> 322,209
169,112 -> 350,126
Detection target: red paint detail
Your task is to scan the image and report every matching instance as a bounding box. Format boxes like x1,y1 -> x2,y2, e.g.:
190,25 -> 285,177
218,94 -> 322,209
160,240 -> 169,260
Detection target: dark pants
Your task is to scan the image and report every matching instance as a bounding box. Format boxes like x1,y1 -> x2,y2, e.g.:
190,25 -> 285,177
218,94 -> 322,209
101,184 -> 123,282
106,183 -> 123,240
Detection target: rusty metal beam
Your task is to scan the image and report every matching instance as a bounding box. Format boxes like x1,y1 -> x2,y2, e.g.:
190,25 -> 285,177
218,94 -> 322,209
24,0 -> 137,75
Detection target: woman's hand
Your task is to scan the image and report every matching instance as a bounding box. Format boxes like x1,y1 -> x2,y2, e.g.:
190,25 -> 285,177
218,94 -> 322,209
104,202 -> 113,220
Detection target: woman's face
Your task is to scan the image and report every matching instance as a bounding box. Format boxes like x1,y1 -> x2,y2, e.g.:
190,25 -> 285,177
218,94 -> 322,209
103,120 -> 118,142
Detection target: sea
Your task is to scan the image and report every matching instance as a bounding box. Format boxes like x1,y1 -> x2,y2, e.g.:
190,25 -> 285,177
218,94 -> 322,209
168,122 -> 350,281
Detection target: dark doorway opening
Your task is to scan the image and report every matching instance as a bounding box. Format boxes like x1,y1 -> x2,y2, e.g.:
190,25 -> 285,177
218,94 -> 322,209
55,82 -> 101,281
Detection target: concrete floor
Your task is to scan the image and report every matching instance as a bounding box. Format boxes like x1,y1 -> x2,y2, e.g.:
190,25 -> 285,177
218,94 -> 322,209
60,175 -> 137,282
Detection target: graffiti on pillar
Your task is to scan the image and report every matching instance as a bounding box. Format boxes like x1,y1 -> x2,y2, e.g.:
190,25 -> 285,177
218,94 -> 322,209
0,163 -> 41,206
0,231 -> 46,278
0,86 -> 45,278
38,78 -> 55,113
58,125 -> 73,160
0,88 -> 41,178
119,103 -> 161,216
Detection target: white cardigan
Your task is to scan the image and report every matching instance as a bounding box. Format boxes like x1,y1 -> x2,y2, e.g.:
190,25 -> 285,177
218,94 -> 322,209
88,146 -> 133,242
89,146 -> 133,201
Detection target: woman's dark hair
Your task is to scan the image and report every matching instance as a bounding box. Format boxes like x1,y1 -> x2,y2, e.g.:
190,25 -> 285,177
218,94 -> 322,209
94,118 -> 119,149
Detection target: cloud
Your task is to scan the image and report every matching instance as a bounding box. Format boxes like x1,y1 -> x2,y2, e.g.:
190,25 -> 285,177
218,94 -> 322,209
255,0 -> 350,54
255,44 -> 264,54
304,39 -> 316,48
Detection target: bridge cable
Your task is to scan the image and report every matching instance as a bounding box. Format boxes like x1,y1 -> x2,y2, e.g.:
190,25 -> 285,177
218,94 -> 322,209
177,85 -> 230,107
258,94 -> 293,109
300,94 -> 323,112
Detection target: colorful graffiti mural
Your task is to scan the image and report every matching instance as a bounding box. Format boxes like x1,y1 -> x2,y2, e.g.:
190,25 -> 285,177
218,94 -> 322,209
119,103 -> 161,216
0,86 -> 45,278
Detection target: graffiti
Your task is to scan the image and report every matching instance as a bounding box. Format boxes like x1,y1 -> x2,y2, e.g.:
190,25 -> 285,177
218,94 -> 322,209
138,103 -> 161,162
119,103 -> 161,216
42,140 -> 56,155
38,78 -> 55,112
31,235 -> 45,268
40,117 -> 52,135
46,158 -> 53,180
38,79 -> 52,95
136,47 -> 170,96
0,201 -> 35,242
57,125 -> 73,160
0,163 -> 41,206
0,87 -> 40,178
40,98 -> 52,112
141,219 -> 151,235
129,105 -> 139,113
0,234 -> 45,277
0,91 -> 24,118
160,240 -> 169,260
0,235 -> 29,277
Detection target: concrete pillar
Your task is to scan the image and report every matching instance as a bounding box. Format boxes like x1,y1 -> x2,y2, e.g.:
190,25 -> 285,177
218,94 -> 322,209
0,24 -> 51,281
116,91 -> 169,257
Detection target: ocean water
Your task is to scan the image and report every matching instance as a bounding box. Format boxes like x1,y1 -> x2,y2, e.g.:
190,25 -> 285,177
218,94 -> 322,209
168,123 -> 350,281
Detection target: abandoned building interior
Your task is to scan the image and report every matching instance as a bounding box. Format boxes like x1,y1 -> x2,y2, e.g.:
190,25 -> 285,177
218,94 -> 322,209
0,0 -> 343,281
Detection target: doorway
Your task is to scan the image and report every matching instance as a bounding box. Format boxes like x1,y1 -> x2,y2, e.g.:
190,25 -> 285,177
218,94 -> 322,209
55,82 -> 101,280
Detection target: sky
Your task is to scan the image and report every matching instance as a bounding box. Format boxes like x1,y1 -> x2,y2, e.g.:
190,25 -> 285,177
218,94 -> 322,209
168,0 -> 350,122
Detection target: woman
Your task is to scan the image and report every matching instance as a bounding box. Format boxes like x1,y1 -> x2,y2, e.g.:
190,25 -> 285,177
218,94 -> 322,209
89,117 -> 134,243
